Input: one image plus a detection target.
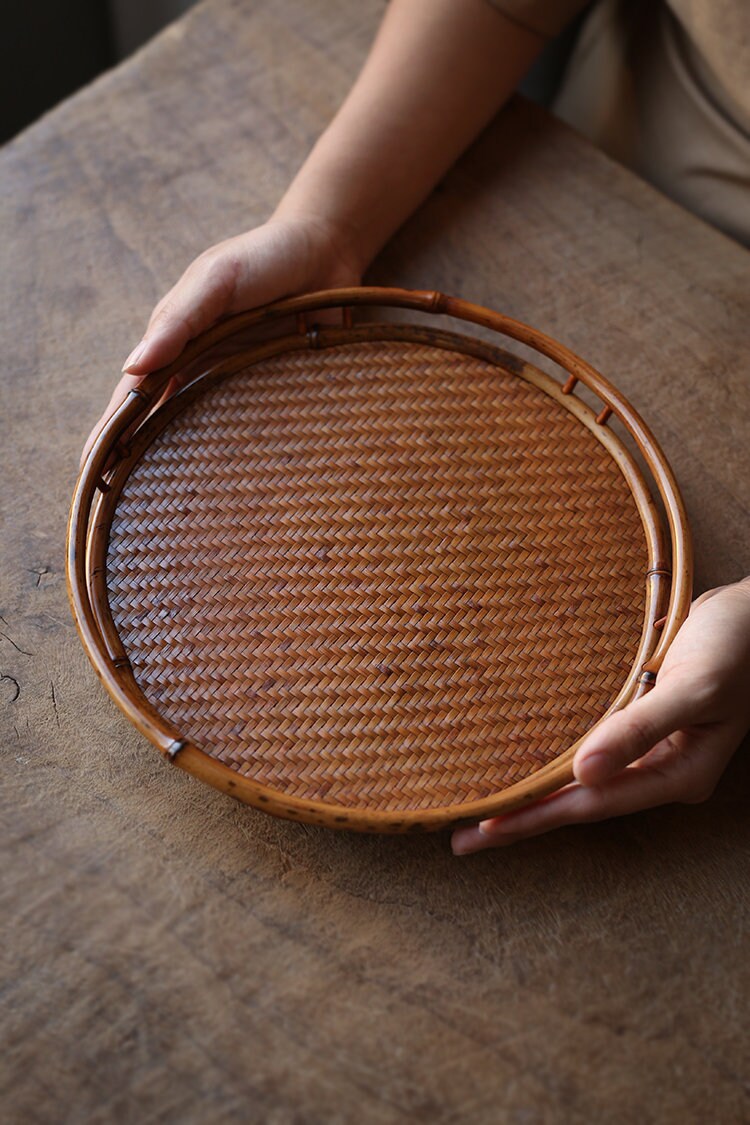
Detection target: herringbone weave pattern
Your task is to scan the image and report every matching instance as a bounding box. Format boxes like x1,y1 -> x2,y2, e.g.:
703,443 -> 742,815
107,341 -> 647,810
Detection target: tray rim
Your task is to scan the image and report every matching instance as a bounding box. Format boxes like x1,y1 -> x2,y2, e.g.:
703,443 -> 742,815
67,287 -> 693,832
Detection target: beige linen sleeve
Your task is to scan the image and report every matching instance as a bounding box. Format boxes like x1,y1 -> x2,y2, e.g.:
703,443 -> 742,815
484,0 -> 590,37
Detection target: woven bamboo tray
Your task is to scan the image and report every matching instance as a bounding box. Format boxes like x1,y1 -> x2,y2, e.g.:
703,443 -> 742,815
68,287 -> 692,833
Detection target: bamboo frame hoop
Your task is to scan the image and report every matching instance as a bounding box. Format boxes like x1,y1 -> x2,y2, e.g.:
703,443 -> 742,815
67,287 -> 692,833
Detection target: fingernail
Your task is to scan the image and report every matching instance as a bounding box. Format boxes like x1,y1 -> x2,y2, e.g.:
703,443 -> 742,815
479,815 -> 520,836
451,829 -> 477,855
122,339 -> 148,372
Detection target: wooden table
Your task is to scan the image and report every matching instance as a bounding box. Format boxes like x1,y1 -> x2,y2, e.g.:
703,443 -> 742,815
2,1 -> 748,1119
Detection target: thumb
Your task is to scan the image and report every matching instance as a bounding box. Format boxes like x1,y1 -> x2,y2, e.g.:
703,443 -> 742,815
122,223 -> 316,377
122,253 -> 240,376
573,677 -> 701,786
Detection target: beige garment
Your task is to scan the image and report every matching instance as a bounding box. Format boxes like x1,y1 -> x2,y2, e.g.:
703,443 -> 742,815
488,0 -> 750,244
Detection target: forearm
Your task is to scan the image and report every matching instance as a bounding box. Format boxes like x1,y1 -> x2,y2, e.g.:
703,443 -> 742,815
273,0 -> 544,273
103,0 -> 545,400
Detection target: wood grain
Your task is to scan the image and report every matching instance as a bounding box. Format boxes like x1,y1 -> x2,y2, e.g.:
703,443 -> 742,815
1,0 -> 749,1121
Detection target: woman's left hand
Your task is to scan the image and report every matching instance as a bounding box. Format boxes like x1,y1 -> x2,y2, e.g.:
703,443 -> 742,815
451,578 -> 750,856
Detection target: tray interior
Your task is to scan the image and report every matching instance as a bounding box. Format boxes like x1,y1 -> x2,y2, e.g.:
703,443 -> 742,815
104,338 -> 648,812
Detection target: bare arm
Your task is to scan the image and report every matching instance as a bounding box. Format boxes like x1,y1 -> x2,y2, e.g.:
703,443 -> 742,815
275,0 -> 544,275
112,0 -> 544,383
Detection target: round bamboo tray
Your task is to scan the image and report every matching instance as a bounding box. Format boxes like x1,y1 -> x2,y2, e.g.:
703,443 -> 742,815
68,287 -> 692,833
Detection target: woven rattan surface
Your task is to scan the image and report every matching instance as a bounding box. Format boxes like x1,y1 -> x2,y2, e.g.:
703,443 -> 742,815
105,338 -> 648,813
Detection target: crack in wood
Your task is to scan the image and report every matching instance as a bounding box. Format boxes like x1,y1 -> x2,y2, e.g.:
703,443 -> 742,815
1,673 -> 20,703
0,617 -> 34,657
50,682 -> 61,727
29,566 -> 51,588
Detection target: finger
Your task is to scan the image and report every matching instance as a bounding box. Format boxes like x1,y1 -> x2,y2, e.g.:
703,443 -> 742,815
122,255 -> 238,375
453,714 -> 746,856
451,761 -> 686,855
690,584 -> 729,611
572,680 -> 706,786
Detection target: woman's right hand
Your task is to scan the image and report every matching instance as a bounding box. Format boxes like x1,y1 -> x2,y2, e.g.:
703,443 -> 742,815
81,215 -> 362,465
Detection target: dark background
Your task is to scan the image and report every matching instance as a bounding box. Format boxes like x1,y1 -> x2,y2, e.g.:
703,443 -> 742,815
1,0 -> 196,143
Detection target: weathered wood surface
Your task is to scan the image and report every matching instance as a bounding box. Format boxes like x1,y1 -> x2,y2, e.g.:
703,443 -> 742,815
1,0 -> 749,1121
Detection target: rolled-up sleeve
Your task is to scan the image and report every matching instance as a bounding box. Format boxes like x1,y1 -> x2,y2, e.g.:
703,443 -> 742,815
484,0 -> 591,38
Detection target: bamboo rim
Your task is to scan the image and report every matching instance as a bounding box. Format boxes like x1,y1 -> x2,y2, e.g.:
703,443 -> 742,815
67,287 -> 693,833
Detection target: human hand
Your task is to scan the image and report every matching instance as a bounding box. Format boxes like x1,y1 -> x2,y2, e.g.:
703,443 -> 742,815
80,215 -> 361,465
452,578 -> 750,855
